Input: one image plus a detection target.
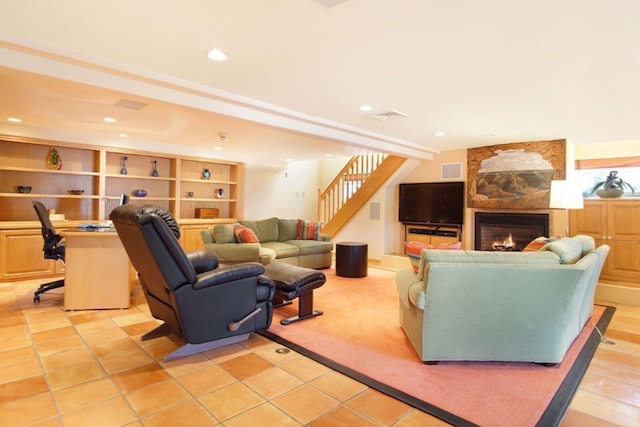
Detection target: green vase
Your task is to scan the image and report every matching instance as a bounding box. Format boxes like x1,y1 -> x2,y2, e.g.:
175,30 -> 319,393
46,147 -> 62,170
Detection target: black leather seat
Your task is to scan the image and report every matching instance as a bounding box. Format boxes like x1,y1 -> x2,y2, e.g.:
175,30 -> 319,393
110,204 -> 275,361
32,201 -> 65,303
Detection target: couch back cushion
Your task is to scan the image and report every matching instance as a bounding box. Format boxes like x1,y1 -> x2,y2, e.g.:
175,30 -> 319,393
278,219 -> 299,241
213,224 -> 236,243
418,249 -> 560,280
405,241 -> 462,273
239,217 -> 279,242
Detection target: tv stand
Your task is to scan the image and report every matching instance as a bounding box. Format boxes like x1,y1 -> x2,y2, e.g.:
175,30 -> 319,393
403,223 -> 462,251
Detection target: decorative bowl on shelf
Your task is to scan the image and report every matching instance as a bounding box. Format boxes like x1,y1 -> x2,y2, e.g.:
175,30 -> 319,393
132,189 -> 147,197
68,189 -> 84,195
16,186 -> 32,193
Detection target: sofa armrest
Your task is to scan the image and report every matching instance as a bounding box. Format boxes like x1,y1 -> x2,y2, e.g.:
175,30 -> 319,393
200,228 -> 215,244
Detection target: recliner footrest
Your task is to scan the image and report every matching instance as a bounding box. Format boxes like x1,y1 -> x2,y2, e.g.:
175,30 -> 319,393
263,263 -> 326,325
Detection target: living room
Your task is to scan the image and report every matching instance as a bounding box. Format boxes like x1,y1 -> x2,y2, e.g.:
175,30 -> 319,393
2,2 -> 640,425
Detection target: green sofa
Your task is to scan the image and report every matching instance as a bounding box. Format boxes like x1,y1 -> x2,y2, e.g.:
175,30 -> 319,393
201,217 -> 333,269
395,235 -> 609,364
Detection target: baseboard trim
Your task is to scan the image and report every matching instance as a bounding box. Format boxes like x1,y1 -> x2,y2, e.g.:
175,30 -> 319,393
595,283 -> 640,307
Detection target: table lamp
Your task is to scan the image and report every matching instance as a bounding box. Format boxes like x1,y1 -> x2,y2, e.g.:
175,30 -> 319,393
549,180 -> 584,236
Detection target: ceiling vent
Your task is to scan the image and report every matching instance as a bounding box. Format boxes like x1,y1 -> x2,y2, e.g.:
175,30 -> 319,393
368,109 -> 409,121
115,99 -> 147,110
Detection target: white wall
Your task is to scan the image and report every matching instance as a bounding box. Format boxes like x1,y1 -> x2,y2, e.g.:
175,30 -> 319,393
244,161 -> 320,220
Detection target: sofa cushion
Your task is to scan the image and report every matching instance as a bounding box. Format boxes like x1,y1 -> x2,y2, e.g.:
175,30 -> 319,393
418,249 -> 561,280
297,219 -> 322,240
405,241 -> 463,273
261,241 -> 300,258
278,219 -> 299,241
213,224 -> 236,243
239,217 -> 279,242
569,235 -> 596,257
285,239 -> 333,255
542,238 -> 583,264
234,225 -> 259,243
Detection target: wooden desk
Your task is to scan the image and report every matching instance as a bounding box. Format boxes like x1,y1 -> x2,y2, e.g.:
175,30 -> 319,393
62,228 -> 131,310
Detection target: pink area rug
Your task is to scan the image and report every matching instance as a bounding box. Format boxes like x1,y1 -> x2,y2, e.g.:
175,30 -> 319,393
261,266 -> 613,427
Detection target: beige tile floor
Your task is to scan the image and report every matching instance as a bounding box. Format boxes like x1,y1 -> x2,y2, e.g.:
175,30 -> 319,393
1,276 -> 639,426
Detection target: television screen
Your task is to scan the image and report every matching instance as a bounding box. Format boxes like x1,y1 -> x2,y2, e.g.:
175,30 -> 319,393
398,182 -> 465,225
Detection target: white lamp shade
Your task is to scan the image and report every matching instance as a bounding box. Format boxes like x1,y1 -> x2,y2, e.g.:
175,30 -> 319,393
549,180 -> 584,209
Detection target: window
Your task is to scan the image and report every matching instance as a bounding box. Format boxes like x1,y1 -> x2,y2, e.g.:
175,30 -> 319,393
576,167 -> 640,197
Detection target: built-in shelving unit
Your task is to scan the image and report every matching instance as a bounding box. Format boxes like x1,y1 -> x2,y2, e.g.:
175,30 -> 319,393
0,136 -> 243,222
0,135 -> 244,281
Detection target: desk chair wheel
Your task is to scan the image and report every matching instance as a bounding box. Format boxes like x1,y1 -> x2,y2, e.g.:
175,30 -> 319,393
34,294 -> 40,303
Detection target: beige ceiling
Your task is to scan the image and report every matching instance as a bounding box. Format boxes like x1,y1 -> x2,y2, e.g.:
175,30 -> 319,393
1,0 -> 639,168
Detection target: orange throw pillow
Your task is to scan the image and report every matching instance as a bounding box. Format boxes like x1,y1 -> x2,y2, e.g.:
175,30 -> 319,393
234,225 -> 259,243
405,240 -> 463,272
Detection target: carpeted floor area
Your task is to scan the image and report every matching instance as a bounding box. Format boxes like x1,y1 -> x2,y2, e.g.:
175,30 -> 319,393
261,266 -> 614,426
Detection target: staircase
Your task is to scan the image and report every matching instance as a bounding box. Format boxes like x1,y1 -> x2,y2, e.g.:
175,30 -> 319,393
318,154 -> 406,238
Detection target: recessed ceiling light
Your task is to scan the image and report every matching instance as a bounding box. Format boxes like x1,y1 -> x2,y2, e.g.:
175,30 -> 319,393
213,146 -> 223,151
8,117 -> 21,122
359,105 -> 373,112
119,133 -> 128,138
434,132 -> 445,137
325,154 -> 333,157
207,49 -> 228,61
104,117 -> 117,123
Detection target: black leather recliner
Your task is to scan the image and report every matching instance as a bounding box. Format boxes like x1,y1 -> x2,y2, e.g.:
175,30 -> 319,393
110,204 -> 275,361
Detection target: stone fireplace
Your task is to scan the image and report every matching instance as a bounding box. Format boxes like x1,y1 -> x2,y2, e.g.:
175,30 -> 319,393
474,212 -> 549,251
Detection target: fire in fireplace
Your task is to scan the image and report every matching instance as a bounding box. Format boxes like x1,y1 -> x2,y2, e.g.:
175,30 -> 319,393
475,212 -> 549,251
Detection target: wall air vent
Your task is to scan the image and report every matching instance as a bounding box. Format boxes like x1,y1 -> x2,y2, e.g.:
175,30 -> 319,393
368,109 -> 409,121
115,99 -> 147,110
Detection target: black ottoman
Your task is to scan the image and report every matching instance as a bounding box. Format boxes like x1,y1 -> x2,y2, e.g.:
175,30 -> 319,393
263,262 -> 326,325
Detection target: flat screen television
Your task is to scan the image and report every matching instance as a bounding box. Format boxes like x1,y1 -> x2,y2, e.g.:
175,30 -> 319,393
398,181 -> 465,225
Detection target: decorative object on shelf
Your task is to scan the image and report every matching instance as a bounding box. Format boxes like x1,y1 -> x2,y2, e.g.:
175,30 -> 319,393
68,190 -> 84,195
16,186 -> 32,193
132,189 -> 147,197
151,160 -> 159,177
590,170 -> 635,198
45,147 -> 62,170
195,208 -> 219,219
120,156 -> 128,175
186,191 -> 194,198
202,168 -> 211,180
215,188 -> 224,199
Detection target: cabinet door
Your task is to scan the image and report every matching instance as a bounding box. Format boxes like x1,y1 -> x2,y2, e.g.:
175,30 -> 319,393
606,240 -> 640,280
0,230 -> 56,280
606,201 -> 640,241
180,227 -> 206,252
570,201 -> 606,239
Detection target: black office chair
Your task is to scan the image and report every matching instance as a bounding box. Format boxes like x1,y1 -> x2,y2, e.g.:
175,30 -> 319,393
32,201 -> 65,303
110,204 -> 275,361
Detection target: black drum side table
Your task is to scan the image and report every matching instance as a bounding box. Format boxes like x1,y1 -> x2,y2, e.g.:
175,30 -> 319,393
335,242 -> 368,278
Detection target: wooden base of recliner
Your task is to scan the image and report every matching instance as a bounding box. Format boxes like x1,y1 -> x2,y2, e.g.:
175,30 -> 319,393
141,323 -> 251,361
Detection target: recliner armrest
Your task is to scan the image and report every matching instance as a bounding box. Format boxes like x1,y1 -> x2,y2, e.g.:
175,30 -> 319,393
187,250 -> 219,273
193,262 -> 266,290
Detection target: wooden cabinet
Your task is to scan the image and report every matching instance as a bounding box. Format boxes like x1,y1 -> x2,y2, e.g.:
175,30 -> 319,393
0,228 -> 65,281
403,223 -> 461,249
0,136 -> 244,282
570,199 -> 640,284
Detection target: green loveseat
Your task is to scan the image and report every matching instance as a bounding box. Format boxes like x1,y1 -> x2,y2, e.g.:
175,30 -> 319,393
395,235 -> 609,364
201,217 -> 333,269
